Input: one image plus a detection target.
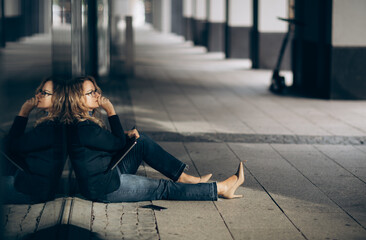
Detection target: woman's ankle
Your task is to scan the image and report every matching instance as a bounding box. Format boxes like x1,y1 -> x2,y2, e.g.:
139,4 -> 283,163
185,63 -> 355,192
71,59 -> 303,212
177,173 -> 200,184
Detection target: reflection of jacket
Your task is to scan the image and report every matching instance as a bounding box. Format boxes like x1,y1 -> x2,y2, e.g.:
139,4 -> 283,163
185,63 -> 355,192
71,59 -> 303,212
6,116 -> 66,202
67,115 -> 126,200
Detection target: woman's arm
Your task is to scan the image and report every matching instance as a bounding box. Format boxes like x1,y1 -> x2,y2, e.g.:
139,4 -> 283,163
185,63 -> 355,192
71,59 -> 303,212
6,97 -> 40,153
8,97 -> 37,139
98,96 -> 132,140
98,96 -> 116,117
18,97 -> 37,118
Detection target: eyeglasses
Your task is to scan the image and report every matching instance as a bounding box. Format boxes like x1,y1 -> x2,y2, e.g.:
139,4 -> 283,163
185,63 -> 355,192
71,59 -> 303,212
85,89 -> 99,97
39,90 -> 53,97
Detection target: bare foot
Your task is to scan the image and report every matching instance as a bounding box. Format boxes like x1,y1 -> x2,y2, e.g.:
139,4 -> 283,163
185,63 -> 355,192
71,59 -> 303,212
177,173 -> 212,184
199,174 -> 213,183
218,162 -> 245,199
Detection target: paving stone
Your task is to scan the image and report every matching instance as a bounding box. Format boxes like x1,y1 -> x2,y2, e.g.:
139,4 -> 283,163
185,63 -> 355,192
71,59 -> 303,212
272,144 -> 366,228
230,143 -> 366,238
3,204 -> 43,240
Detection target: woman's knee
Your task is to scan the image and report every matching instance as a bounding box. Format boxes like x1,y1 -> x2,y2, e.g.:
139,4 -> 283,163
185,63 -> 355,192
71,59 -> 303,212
137,133 -> 154,147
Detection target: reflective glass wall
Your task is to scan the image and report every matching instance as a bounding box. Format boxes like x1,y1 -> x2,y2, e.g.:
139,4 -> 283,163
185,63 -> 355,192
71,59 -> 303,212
52,0 -> 110,79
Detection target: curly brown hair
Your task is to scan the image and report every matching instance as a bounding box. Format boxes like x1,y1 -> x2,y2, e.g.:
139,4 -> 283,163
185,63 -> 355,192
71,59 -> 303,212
35,77 -> 66,126
63,76 -> 104,127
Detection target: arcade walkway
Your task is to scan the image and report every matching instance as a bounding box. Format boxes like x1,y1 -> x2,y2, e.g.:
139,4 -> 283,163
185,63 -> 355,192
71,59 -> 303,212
2,24 -> 366,239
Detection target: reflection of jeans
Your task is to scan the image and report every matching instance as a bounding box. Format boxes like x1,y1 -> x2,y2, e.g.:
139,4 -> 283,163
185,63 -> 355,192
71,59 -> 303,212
99,134 -> 218,202
2,175 -> 32,204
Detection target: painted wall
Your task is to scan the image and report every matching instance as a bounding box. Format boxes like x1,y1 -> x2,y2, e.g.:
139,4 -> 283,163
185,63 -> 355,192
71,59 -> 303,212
4,0 -> 20,17
183,0 -> 193,17
228,0 -> 252,27
111,0 -> 129,17
258,0 -> 287,32
194,0 -> 206,20
152,0 -> 162,30
208,0 -> 225,23
161,0 -> 171,33
171,0 -> 183,35
332,0 -> 366,46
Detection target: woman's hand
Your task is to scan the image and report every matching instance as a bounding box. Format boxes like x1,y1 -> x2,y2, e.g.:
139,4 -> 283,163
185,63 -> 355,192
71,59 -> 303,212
98,96 -> 116,116
18,97 -> 38,117
125,129 -> 140,140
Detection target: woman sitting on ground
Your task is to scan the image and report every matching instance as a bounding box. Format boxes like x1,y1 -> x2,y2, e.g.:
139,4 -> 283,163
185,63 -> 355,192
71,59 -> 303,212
64,76 -> 244,202
2,78 -> 66,203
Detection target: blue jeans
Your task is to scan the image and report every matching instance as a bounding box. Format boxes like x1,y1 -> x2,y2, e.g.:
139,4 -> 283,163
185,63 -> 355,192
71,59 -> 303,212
100,169 -> 218,202
2,175 -> 33,204
98,134 -> 218,202
118,134 -> 186,181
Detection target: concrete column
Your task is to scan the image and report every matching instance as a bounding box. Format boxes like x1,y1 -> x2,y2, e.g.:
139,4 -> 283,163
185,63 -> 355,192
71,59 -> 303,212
125,16 -> 134,76
4,0 -> 20,16
193,0 -> 207,47
0,0 -> 4,47
3,0 -> 22,41
52,0 -> 72,79
206,0 -> 225,52
161,0 -> 171,33
97,0 -> 110,76
22,0 -> 34,37
38,0 -> 51,34
144,0 -> 152,24
171,0 -> 183,35
256,0 -> 289,70
330,0 -> 366,99
293,0 -> 366,99
183,0 -> 193,41
152,0 -> 160,30
110,0 -> 128,43
226,0 -> 252,58
152,0 -> 171,33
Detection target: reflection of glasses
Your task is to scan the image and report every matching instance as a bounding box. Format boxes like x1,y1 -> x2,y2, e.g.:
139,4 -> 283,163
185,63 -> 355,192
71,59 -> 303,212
39,90 -> 53,97
85,89 -> 99,97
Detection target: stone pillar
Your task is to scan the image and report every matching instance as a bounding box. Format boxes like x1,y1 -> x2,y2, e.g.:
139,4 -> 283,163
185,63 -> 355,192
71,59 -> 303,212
21,0 -> 36,37
256,0 -> 289,70
144,0 -> 153,24
226,0 -> 252,59
293,0 -> 366,99
125,16 -> 134,76
52,0 -> 72,79
330,0 -> 366,99
206,0 -> 225,52
87,0 -> 98,77
193,0 -> 207,47
38,0 -> 51,34
161,0 -> 171,33
0,0 -> 4,47
97,0 -> 110,76
3,0 -> 22,41
171,0 -> 183,35
110,0 -> 128,43
152,0 -> 171,34
152,0 -> 160,30
183,0 -> 193,41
